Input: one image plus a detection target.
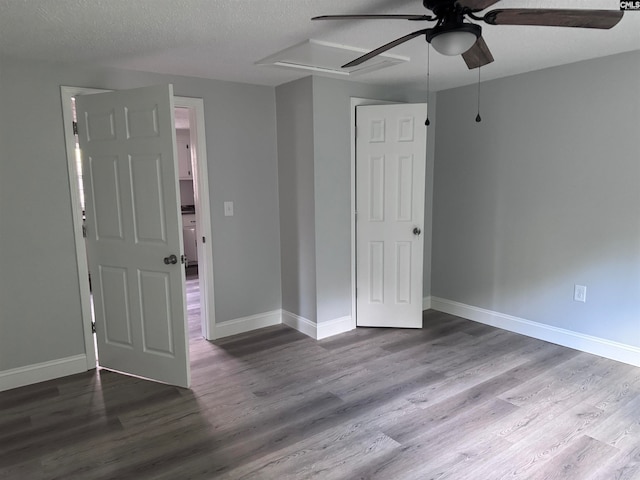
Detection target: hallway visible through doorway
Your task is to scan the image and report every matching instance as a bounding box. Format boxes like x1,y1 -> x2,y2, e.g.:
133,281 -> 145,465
186,267 -> 201,340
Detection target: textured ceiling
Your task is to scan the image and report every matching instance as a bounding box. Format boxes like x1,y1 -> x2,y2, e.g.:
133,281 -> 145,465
0,0 -> 638,91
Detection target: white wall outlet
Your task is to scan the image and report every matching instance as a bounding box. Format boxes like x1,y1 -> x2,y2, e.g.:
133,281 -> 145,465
224,201 -> 234,217
574,284 -> 587,303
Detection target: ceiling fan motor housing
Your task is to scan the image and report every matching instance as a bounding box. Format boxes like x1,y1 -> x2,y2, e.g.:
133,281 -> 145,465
424,0 -> 481,38
424,0 -> 459,15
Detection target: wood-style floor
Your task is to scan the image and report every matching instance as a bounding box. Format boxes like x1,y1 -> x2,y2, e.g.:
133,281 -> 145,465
1,274 -> 640,479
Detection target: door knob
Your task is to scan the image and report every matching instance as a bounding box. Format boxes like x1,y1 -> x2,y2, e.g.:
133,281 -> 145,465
413,227 -> 422,236
164,254 -> 178,265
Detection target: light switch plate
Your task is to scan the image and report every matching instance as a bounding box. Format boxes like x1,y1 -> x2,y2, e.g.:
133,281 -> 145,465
224,201 -> 234,217
574,284 -> 587,303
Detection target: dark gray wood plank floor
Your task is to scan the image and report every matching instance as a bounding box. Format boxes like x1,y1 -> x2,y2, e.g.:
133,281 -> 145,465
1,273 -> 640,479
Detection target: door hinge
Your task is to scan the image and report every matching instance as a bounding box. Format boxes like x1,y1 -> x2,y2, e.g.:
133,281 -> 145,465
82,225 -> 87,238
73,121 -> 78,136
202,236 -> 206,243
91,322 -> 96,334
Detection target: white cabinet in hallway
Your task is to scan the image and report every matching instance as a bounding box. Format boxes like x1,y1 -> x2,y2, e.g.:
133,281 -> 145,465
182,214 -> 198,266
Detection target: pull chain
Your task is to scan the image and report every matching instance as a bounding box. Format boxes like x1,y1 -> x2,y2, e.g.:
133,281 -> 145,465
425,44 -> 431,126
475,65 -> 482,123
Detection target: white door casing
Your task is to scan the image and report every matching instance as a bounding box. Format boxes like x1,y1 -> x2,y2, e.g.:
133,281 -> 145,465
356,103 -> 427,328
76,84 -> 190,388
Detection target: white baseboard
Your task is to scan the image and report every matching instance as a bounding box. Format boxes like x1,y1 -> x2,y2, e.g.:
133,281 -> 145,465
282,310 -> 317,339
423,296 -> 432,310
213,310 -> 282,340
214,309 -> 354,342
317,315 -> 353,340
0,354 -> 88,393
431,297 -> 640,368
282,311 -> 354,340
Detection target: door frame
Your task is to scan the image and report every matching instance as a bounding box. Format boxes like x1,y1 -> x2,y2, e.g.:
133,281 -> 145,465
61,86 -> 216,370
350,97 -> 396,330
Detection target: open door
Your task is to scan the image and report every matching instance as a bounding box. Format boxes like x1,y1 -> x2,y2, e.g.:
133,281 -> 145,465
76,84 -> 190,388
356,103 -> 427,328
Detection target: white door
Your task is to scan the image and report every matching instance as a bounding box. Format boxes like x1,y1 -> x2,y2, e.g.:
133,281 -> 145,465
356,103 -> 427,328
76,84 -> 190,388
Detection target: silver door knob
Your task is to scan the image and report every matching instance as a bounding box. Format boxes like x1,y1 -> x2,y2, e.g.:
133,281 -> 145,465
164,254 -> 178,265
413,227 -> 422,236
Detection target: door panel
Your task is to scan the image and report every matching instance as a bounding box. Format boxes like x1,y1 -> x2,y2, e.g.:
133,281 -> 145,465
99,265 -> 133,347
138,270 -> 174,355
369,241 -> 384,303
77,84 -> 190,388
130,154 -> 167,244
90,155 -> 124,239
356,103 -> 427,328
395,241 -> 412,304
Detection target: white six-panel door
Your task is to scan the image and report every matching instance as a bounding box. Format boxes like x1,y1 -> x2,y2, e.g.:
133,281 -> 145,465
356,103 -> 427,328
76,84 -> 190,388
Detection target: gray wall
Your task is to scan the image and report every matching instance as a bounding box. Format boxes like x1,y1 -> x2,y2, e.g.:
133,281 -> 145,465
0,56 -> 281,371
432,50 -> 640,347
276,77 -> 317,322
0,58 -> 87,370
276,76 -> 434,324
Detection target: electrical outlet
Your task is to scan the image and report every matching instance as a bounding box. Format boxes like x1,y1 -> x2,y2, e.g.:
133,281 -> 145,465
574,284 -> 587,303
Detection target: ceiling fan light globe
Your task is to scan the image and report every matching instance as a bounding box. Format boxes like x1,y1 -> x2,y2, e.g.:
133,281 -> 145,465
431,30 -> 478,56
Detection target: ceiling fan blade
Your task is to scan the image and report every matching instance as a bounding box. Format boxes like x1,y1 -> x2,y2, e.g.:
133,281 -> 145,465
312,14 -> 433,21
342,29 -> 429,68
462,36 -> 494,69
484,9 -> 624,29
456,0 -> 502,12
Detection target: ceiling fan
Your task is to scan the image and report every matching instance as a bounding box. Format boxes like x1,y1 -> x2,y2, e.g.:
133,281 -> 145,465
312,0 -> 624,70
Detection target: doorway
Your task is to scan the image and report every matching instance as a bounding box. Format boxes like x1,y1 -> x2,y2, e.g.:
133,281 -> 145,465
61,86 -> 216,374
175,107 -> 202,338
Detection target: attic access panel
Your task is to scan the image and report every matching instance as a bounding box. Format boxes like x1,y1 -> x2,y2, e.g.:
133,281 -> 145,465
255,39 -> 408,76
